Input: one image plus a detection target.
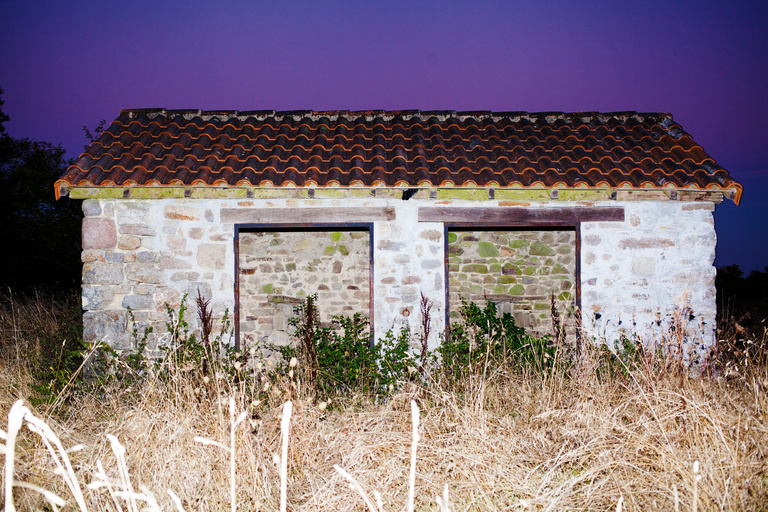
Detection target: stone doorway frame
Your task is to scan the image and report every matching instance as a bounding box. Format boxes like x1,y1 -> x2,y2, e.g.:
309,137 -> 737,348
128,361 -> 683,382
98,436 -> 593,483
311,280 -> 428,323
233,222 -> 374,350
419,205 -> 626,341
441,219 -> 584,343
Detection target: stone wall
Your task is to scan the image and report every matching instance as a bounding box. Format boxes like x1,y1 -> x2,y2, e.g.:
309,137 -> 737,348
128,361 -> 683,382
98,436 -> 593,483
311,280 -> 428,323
372,202 -> 445,348
580,201 -> 717,365
81,198 -> 235,351
79,195 -> 718,365
238,230 -> 370,347
448,229 -> 575,337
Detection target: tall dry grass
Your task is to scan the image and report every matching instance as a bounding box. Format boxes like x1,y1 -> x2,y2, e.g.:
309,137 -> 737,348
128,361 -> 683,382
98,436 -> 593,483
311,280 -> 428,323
1,293 -> 767,511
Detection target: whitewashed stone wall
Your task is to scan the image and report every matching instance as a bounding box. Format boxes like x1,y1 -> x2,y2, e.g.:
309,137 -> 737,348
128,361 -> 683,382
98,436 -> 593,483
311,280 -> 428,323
372,201 -> 445,347
580,201 -> 717,365
81,198 -> 236,350
80,195 -> 718,363
80,196 -> 447,351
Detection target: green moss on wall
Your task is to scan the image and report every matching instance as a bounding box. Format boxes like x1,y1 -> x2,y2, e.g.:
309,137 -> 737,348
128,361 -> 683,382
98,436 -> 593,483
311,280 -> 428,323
463,264 -> 488,273
477,242 -> 499,257
529,240 -> 555,256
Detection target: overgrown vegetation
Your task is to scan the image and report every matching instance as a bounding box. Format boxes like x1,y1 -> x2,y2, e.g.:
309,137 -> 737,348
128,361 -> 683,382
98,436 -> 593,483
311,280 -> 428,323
276,295 -> 412,398
438,298 -> 558,385
1,280 -> 767,510
714,265 -> 768,380
0,289 -> 86,404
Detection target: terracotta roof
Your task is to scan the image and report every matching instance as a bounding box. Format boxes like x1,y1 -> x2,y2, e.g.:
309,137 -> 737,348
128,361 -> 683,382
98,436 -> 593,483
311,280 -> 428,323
57,109 -> 742,203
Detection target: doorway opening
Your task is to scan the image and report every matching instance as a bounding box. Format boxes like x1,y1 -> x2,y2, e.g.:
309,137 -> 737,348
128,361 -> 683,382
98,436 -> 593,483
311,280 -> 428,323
446,227 -> 577,340
235,225 -> 372,349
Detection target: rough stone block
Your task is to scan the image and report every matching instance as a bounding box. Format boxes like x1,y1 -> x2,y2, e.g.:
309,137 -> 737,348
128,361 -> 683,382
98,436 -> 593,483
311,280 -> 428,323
137,251 -> 156,263
682,203 -> 715,211
419,229 -> 442,241
82,286 -> 114,310
582,234 -> 601,246
187,282 -> 213,301
502,263 -> 519,275
134,284 -> 156,295
477,242 -> 499,257
117,202 -> 151,224
164,204 -> 200,221
117,235 -> 142,251
81,250 -> 106,263
83,310 -> 130,348
291,238 -> 315,252
159,255 -> 191,270
529,240 -> 555,256
106,252 -> 125,263
82,218 -> 117,250
378,240 -> 404,251
170,271 -> 200,282
122,295 -> 155,310
82,199 -> 102,217
619,238 -> 675,249
166,234 -> 186,250
509,284 -> 525,295
82,262 -> 124,285
120,224 -> 155,236
126,266 -> 162,283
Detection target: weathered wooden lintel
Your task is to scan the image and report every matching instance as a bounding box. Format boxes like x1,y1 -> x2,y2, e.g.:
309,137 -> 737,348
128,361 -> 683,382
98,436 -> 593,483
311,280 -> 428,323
418,206 -> 625,225
221,207 -> 396,224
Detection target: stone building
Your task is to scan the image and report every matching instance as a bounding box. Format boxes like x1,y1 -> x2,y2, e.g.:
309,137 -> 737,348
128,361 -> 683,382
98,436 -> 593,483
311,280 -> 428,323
56,110 -> 742,364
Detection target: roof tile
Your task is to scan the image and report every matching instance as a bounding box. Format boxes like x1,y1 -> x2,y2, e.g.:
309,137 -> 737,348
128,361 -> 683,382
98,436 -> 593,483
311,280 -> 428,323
57,109 -> 743,202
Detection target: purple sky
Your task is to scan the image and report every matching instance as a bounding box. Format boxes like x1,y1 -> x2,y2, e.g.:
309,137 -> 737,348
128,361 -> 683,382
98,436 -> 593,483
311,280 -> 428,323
2,0 -> 766,271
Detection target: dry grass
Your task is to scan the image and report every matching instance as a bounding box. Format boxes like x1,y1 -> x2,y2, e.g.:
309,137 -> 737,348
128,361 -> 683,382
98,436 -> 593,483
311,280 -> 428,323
2,362 -> 767,511
1,293 -> 767,511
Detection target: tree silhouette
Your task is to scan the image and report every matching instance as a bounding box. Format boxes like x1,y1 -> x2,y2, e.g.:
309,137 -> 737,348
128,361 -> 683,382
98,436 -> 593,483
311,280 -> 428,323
0,87 -> 82,290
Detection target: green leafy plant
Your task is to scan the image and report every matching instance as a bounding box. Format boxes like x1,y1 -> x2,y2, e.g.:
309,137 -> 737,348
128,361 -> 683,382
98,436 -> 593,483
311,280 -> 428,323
438,298 -> 558,384
281,295 -> 415,399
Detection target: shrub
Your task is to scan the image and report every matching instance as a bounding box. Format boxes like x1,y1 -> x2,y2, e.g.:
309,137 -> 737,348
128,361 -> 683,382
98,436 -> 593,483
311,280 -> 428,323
437,298 -> 557,384
279,295 -> 414,399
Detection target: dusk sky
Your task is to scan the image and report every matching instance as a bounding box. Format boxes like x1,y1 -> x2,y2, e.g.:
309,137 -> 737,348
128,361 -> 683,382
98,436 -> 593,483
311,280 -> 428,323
1,0 -> 766,271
